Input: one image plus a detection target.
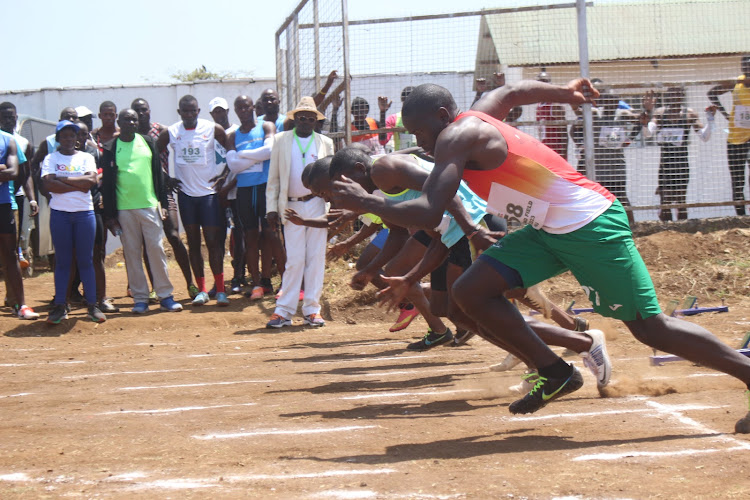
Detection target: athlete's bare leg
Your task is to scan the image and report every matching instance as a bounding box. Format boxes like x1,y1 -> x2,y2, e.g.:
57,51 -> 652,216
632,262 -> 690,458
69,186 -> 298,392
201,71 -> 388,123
452,260 -> 562,370
626,313 -> 750,385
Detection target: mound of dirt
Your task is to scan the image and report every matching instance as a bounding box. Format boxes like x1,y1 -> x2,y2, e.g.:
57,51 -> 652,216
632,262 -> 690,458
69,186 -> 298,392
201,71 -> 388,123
324,227 -> 750,317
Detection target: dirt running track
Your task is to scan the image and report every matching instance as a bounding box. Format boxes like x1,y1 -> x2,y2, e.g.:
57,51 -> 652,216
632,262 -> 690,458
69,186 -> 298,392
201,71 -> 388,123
1,229 -> 749,499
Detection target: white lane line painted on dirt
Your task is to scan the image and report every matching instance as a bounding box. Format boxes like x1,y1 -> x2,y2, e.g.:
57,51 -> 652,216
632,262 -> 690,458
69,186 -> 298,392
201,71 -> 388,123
509,404 -> 724,422
125,469 -> 397,492
128,479 -> 216,490
225,469 -> 395,480
574,445 -> 750,461
96,402 -> 256,415
0,360 -> 85,367
64,368 -> 216,380
313,490 -> 377,499
570,397 -> 750,462
187,352 -> 256,358
643,399 -> 750,450
194,425 -> 376,440
105,472 -> 148,481
117,380 -> 275,391
0,392 -> 34,399
314,491 -> 463,500
341,389 -> 482,400
649,373 -> 728,380
103,342 -> 178,348
360,366 -> 483,378
317,355 -> 438,364
0,473 -> 31,481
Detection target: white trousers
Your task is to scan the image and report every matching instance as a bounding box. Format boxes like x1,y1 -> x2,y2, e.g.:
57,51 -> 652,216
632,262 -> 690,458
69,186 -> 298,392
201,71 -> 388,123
274,198 -> 327,319
118,207 -> 174,303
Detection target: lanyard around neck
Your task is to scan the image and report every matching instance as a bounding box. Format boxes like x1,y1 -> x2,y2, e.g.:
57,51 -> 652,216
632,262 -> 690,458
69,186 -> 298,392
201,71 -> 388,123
294,130 -> 315,161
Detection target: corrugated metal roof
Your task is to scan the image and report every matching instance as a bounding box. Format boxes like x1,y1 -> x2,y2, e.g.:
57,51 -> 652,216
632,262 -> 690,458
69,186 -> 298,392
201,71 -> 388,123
480,0 -> 750,66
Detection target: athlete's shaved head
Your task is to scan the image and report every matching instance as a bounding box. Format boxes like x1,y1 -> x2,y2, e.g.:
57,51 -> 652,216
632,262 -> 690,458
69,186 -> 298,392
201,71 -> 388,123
302,156 -> 334,200
329,146 -> 372,180
402,84 -> 457,119
179,95 -> 198,109
401,84 -> 457,154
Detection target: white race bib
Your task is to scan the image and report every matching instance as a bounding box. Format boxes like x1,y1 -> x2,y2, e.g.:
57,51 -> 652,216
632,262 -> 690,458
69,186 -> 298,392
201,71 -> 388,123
598,126 -> 626,149
487,183 -> 549,230
176,142 -> 206,165
735,105 -> 750,129
656,127 -> 685,147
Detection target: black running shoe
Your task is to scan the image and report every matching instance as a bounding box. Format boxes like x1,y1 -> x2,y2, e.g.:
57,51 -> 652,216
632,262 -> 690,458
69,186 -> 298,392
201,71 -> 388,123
451,329 -> 476,347
508,365 -> 583,414
87,305 -> 107,323
407,328 -> 454,351
47,304 -> 68,325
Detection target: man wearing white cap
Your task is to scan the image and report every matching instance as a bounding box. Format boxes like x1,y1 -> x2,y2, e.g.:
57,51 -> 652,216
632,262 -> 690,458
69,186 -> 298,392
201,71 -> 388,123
209,97 -> 238,134
265,96 -> 334,328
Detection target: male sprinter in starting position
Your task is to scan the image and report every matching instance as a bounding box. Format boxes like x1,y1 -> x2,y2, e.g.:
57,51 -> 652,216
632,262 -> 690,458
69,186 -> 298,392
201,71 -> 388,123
331,78 -> 750,432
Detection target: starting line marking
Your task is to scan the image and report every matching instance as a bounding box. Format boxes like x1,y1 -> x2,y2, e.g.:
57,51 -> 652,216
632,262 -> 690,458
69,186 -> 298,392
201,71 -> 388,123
360,366 -> 484,378
340,388 -> 482,400
567,397 -> 750,462
194,424 -> 376,440
117,380 -> 275,391
317,355 -> 438,365
574,445 -> 750,462
0,360 -> 85,367
0,473 -> 31,481
96,402 -> 257,415
509,404 -> 724,422
64,368 -> 217,380
0,392 -> 34,399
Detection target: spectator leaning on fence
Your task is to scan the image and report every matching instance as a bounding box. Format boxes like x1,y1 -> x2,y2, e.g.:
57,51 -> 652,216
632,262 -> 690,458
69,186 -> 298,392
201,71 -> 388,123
377,86 -> 416,152
265,96 -> 334,329
535,70 -> 569,161
101,109 -> 182,314
708,55 -> 750,216
349,97 -> 383,155
641,87 -> 715,222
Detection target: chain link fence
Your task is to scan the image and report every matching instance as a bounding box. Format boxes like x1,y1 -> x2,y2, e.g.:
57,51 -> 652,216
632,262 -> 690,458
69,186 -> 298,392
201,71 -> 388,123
276,0 -> 750,221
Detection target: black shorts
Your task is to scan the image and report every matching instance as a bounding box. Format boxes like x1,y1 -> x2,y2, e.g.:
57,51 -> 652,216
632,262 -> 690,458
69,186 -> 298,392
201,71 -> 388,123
236,184 -> 269,230
412,230 -> 473,292
178,192 -> 222,227
0,203 -> 15,234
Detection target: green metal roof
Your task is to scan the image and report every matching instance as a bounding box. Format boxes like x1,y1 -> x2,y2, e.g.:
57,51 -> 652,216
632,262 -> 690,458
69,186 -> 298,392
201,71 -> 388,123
477,0 -> 749,67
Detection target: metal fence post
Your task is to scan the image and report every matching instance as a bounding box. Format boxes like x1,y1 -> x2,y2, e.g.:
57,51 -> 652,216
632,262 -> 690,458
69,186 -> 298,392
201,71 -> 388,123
342,0 -> 352,145
576,0 -> 595,182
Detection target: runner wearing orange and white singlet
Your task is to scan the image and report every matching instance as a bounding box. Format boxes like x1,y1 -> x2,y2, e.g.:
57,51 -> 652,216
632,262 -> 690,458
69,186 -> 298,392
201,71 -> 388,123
330,79 -> 750,431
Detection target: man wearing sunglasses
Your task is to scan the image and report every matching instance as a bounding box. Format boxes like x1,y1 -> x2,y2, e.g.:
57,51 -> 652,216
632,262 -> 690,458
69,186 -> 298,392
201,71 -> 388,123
265,96 -> 334,328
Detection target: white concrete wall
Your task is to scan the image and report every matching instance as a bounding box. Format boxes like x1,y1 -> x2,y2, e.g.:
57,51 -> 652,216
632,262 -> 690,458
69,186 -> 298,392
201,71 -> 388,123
3,70 -> 744,223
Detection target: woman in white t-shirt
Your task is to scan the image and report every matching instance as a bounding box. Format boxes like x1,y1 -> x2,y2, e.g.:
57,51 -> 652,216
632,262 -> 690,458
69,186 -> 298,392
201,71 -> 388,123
40,120 -> 106,324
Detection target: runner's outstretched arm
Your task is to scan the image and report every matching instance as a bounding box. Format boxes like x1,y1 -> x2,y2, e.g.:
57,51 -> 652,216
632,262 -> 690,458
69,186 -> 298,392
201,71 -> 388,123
473,78 -> 599,122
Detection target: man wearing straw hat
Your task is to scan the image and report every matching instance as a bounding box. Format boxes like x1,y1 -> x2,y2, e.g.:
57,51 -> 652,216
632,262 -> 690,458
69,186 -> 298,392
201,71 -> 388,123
265,96 -> 334,328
